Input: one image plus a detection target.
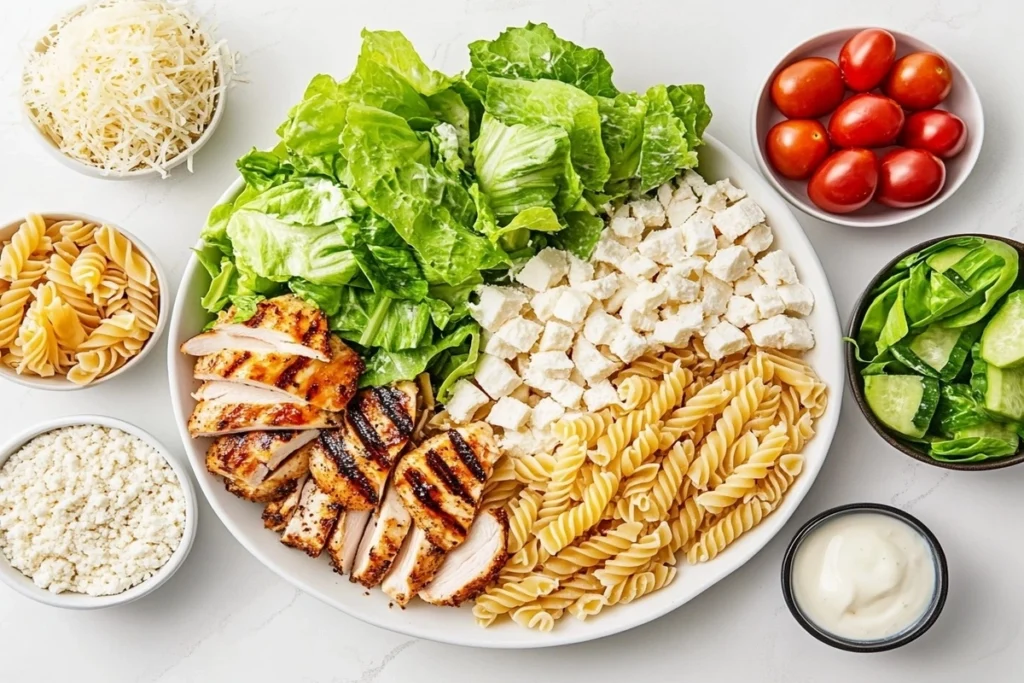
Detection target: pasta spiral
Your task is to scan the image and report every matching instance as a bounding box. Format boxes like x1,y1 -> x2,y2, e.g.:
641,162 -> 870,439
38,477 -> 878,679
602,562 -> 676,608
473,574 -> 559,623
0,257 -> 47,348
505,489 -> 541,554
536,471 -> 619,555
534,437 -> 586,531
617,375 -> 659,412
542,521 -> 644,579
687,377 -> 767,489
697,424 -> 788,514
644,439 -> 696,523
95,224 -> 154,286
553,411 -> 614,447
687,499 -> 772,564
0,214 -> 47,281
70,244 -> 107,295
594,522 -> 671,588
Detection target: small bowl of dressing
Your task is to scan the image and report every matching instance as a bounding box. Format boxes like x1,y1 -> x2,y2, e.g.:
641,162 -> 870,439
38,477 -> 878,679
781,503 -> 948,652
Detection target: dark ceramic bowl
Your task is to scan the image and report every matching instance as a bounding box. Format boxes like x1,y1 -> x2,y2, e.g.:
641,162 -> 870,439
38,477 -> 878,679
781,503 -> 948,652
846,233 -> 1024,471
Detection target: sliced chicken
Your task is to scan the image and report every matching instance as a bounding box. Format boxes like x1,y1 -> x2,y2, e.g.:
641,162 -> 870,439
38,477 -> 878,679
326,509 -> 373,574
350,483 -> 412,588
181,294 -> 332,361
381,525 -> 446,606
223,445 -> 311,503
393,424 -> 500,552
188,401 -> 342,438
192,337 -> 363,412
419,508 -> 509,607
309,383 -> 418,511
205,430 -> 319,486
262,475 -> 307,532
280,478 -> 342,557
193,381 -> 304,406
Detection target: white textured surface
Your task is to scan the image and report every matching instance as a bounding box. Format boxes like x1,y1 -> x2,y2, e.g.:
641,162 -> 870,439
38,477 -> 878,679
0,0 -> 1022,680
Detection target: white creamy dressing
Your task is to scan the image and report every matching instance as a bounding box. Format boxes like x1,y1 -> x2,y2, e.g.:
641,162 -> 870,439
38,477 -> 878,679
791,512 -> 936,641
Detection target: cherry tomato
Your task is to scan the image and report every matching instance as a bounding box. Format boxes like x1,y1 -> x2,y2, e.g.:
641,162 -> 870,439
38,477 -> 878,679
839,28 -> 897,91
884,52 -> 953,110
807,148 -> 879,214
771,57 -> 846,119
828,94 -> 905,148
765,120 -> 831,180
900,110 -> 967,159
876,148 -> 946,208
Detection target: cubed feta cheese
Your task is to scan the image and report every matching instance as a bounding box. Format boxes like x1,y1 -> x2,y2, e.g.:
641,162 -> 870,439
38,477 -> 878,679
652,306 -> 701,347
610,214 -> 645,239
620,253 -> 660,280
605,277 -> 637,314
474,354 -> 522,399
717,233 -> 734,250
608,328 -> 649,364
704,321 -> 751,360
755,250 -> 799,285
659,267 -> 700,304
468,286 -> 528,332
577,273 -> 620,301
531,287 -> 565,322
706,245 -> 755,283
569,367 -> 587,387
584,380 -> 620,412
621,282 -> 667,332
675,256 -> 706,279
583,310 -> 622,346
748,315 -> 815,351
724,295 -> 760,328
515,248 -> 569,291
700,314 -> 721,336
667,194 -> 699,228
593,233 -> 631,268
751,285 -> 786,318
630,198 -> 667,227
715,178 -> 747,203
714,197 -> 766,241
487,396 -> 532,430
573,337 -> 620,383
547,379 -> 585,409
681,169 -> 709,197
701,274 -> 733,315
531,397 -> 566,430
495,316 -> 544,353
529,351 -> 574,379
483,331 -> 518,360
639,228 -> 687,266
445,380 -> 490,423
553,289 -> 593,325
734,271 -> 764,297
741,223 -> 773,255
682,208 -> 717,256
614,204 -> 631,218
699,184 -> 728,212
778,283 -> 815,315
657,182 -> 675,209
567,254 -> 595,286
500,430 -> 540,459
539,321 -> 576,352
522,366 -> 556,393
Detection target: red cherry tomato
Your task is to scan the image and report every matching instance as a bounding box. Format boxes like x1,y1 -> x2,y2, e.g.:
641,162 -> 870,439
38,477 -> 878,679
839,29 -> 897,91
876,148 -> 946,208
900,110 -> 967,159
807,149 -> 879,214
765,120 -> 831,180
771,57 -> 846,118
884,52 -> 953,110
828,94 -> 905,148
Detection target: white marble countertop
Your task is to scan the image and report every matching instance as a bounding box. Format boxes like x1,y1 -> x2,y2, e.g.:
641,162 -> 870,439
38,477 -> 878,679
2,0 -> 1023,680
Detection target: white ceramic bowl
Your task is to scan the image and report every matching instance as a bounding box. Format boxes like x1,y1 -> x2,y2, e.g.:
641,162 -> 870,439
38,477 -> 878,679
0,415 -> 198,609
22,3 -> 228,180
167,135 -> 844,648
751,27 -> 984,228
0,213 -> 169,391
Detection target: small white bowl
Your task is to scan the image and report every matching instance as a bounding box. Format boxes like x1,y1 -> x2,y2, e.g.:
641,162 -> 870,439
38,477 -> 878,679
22,3 -> 228,180
751,27 -> 984,228
0,415 -> 198,609
0,213 -> 169,391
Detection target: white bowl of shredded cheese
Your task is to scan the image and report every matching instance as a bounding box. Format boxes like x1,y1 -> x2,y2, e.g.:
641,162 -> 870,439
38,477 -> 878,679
0,416 -> 197,609
21,0 -> 228,179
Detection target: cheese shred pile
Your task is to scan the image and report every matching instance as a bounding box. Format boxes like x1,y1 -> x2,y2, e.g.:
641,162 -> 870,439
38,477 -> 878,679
22,0 -> 226,176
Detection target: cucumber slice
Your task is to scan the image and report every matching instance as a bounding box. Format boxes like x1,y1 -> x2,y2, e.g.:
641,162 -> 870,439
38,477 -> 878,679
979,363 -> 1024,421
980,291 -> 1024,368
889,322 -> 981,381
864,375 -> 940,439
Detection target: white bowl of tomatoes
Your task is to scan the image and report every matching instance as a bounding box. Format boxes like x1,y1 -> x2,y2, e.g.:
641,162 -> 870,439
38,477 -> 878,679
752,27 -> 983,227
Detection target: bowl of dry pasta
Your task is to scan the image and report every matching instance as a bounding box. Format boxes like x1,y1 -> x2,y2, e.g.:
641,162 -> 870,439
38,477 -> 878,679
0,213 -> 166,389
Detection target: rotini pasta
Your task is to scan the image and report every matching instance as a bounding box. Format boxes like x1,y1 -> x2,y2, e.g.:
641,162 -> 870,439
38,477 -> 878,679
505,489 -> 541,554
536,471 -> 619,555
543,521 -> 644,579
687,499 -> 772,564
686,377 -> 766,490
0,214 -> 47,281
696,424 -> 789,515
94,224 -> 154,286
473,574 -> 559,624
594,522 -> 671,588
70,244 -> 107,295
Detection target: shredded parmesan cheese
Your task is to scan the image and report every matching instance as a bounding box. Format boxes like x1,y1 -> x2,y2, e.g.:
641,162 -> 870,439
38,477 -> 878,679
22,0 -> 226,177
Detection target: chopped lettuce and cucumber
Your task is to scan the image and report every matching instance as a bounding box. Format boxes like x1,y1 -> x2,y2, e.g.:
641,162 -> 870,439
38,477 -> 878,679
197,24 -> 711,398
851,236 -> 1024,462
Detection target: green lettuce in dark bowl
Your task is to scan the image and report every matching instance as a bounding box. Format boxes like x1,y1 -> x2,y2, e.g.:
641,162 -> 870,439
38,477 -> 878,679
846,234 -> 1024,470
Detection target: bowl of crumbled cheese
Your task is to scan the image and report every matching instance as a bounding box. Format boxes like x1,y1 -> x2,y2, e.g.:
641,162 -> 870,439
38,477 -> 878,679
0,416 -> 197,608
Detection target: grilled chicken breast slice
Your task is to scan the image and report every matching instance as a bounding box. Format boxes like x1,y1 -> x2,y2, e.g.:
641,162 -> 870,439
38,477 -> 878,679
351,483 -> 412,588
393,424 -> 500,552
326,509 -> 373,574
280,478 -> 342,557
309,383 -> 418,511
193,381 -> 303,406
262,475 -> 307,532
192,337 -> 362,412
223,446 -> 312,503
419,508 -> 509,607
206,430 -> 319,486
181,294 -> 332,361
381,525 -> 446,606
188,401 -> 342,438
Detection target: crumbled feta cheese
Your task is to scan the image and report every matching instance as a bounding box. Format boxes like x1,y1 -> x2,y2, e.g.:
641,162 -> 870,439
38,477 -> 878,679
639,228 -> 686,266
474,354 -> 522,399
487,396 -> 532,430
652,307 -> 701,347
483,331 -> 518,360
734,271 -> 764,297
610,214 -> 645,240
674,256 -> 706,279
620,253 -> 660,280
716,178 -> 747,203
682,169 -> 709,196
539,321 -> 576,352
609,328 -> 649,363
714,197 -> 766,241
584,380 -> 620,412
605,277 -> 637,314
700,314 -> 721,336
667,194 -> 699,228
701,274 -> 733,315
751,285 -> 786,318
577,273 -> 620,301
620,281 -> 668,332
755,250 -> 799,285
659,267 -> 700,303
553,289 -> 593,325
516,248 -> 569,292
778,283 -> 815,315
531,397 -> 566,430
468,285 -> 528,332
583,310 -> 623,346
593,233 -> 631,268
717,233 -> 734,250
657,182 -> 675,209
749,315 -> 815,351
699,184 -> 728,212
495,316 -> 544,353
499,430 -> 541,459
682,208 -> 717,256
547,379 -> 585,409
531,287 -> 566,322
724,295 -> 760,328
529,351 -> 574,379
707,245 -> 755,283
567,254 -> 595,286
630,198 -> 667,227
741,223 -> 773,255
446,380 -> 491,422
573,337 -> 620,383
704,321 -> 751,360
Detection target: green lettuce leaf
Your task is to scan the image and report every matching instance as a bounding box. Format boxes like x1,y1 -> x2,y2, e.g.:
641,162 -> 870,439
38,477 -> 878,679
638,85 -> 697,191
288,279 -> 343,316
598,92 -> 646,187
548,211 -> 604,260
666,84 -> 713,150
360,322 -> 479,388
359,29 -> 451,96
